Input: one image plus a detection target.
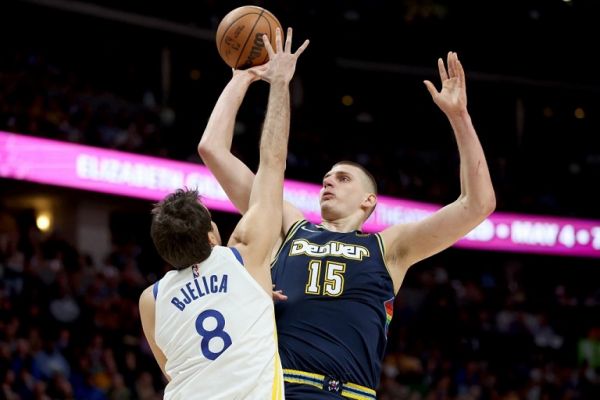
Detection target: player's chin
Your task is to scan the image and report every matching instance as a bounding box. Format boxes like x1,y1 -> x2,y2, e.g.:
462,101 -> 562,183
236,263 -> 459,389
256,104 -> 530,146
320,201 -> 336,215
319,198 -> 331,208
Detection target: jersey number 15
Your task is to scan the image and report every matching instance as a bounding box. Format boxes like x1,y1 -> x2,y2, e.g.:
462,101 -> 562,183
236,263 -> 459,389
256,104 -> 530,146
305,260 -> 346,296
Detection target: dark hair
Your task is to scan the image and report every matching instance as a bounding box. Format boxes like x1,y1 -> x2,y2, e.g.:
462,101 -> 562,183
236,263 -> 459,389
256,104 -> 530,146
332,161 -> 378,195
150,188 -> 213,270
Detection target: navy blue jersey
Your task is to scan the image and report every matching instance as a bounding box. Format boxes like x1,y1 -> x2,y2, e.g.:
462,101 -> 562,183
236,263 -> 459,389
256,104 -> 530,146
272,220 -> 395,391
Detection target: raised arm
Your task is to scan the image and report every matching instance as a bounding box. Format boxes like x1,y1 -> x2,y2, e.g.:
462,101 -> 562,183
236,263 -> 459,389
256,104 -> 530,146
381,52 -> 496,291
198,47 -> 304,232
198,68 -> 260,214
229,28 -> 309,294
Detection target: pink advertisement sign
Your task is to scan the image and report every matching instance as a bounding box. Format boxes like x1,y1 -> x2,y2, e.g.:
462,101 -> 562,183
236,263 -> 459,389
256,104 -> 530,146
1,131 -> 599,258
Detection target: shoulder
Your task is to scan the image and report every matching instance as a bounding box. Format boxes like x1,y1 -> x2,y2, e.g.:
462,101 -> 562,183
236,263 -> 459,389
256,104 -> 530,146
379,223 -> 411,251
282,219 -> 310,238
283,202 -> 305,232
140,284 -> 154,299
214,245 -> 244,265
139,284 -> 156,312
379,223 -> 413,269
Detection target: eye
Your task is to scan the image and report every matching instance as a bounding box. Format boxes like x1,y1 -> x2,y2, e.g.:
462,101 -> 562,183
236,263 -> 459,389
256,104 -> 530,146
340,176 -> 350,182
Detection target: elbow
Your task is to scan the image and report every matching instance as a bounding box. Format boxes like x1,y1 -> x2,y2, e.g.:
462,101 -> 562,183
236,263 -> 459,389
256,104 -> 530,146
484,194 -> 496,217
463,189 -> 496,219
478,190 -> 496,218
197,138 -> 214,162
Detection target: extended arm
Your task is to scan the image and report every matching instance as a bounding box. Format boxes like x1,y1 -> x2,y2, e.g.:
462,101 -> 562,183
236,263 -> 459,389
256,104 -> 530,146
229,28 -> 309,294
382,52 -> 496,290
198,70 -> 258,214
198,55 -> 304,232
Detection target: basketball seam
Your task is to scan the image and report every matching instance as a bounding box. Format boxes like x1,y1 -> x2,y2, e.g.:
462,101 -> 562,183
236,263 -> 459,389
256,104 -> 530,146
263,11 -> 281,66
232,9 -> 265,69
218,12 -> 264,68
258,15 -> 274,67
261,10 -> 281,66
218,12 -> 263,50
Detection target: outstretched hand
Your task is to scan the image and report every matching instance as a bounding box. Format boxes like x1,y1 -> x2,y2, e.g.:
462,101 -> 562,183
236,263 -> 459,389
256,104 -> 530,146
253,27 -> 309,84
424,51 -> 467,117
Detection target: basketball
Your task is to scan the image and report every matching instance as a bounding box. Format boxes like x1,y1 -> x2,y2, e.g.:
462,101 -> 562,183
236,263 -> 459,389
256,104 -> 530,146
215,6 -> 283,70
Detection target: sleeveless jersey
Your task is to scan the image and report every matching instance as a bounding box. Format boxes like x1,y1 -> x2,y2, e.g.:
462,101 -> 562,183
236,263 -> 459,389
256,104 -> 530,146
271,221 -> 395,392
154,245 -> 284,400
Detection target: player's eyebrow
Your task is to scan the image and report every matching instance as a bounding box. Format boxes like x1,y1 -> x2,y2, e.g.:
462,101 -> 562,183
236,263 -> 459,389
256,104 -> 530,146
323,170 -> 353,180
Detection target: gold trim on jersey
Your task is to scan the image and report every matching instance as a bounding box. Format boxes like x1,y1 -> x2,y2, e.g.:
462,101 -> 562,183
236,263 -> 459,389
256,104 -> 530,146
374,232 -> 394,283
271,351 -> 283,399
270,219 -> 307,268
271,310 -> 284,399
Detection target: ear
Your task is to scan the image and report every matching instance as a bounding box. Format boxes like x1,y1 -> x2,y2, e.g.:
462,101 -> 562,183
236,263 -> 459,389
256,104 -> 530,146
208,221 -> 222,246
207,232 -> 218,247
361,193 -> 377,211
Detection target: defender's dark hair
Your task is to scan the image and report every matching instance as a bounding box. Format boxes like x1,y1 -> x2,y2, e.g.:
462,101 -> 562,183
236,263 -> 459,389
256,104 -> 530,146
332,161 -> 378,195
150,188 -> 213,270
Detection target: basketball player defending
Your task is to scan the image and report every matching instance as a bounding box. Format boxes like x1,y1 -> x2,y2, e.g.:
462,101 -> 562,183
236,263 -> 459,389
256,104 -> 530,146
198,52 -> 495,398
139,28 -> 309,399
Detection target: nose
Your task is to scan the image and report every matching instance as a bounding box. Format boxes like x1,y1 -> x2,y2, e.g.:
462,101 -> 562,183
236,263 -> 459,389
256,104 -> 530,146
323,175 -> 334,188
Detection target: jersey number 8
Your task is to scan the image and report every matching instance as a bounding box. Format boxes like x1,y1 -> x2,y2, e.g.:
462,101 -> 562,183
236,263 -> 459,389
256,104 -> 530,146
195,309 -> 232,360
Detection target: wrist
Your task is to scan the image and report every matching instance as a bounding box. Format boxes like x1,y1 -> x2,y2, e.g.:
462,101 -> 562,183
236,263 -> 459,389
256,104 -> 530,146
270,78 -> 290,87
232,71 -> 256,85
447,108 -> 470,121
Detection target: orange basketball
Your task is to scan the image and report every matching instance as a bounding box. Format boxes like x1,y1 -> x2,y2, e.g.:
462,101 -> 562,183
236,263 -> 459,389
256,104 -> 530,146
215,6 -> 283,70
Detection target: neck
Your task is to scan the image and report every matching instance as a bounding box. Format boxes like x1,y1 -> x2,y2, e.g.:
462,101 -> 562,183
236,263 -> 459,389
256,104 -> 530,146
320,214 -> 365,233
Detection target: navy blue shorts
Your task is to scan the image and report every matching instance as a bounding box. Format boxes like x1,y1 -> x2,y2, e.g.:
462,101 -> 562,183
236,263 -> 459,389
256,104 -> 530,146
284,382 -> 345,399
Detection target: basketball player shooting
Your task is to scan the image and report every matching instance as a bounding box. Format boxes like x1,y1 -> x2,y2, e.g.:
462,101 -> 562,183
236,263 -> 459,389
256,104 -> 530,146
198,51 -> 495,399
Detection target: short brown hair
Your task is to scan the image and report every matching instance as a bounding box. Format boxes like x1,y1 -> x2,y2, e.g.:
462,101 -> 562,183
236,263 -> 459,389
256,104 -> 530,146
150,189 -> 213,270
332,161 -> 378,195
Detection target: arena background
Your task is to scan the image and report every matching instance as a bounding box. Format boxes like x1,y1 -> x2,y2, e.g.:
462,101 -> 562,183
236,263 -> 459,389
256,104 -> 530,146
1,1 -> 600,399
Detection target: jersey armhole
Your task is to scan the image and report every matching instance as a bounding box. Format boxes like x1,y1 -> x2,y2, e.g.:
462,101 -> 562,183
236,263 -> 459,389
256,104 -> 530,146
375,232 -> 395,286
152,280 -> 160,300
270,219 -> 307,268
228,246 -> 244,266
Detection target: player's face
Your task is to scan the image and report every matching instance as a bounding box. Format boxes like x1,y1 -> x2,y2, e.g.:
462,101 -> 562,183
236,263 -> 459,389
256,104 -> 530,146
320,165 -> 371,219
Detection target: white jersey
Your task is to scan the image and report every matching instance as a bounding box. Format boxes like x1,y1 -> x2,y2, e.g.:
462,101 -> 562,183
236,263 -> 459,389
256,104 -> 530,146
153,246 -> 284,400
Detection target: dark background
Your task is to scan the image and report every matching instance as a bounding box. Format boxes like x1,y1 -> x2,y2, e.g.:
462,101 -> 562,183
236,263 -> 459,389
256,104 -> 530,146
1,1 -> 600,399
2,0 -> 600,219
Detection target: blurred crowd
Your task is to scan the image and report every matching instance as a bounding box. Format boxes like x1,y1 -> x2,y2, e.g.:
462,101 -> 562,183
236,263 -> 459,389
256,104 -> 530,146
380,251 -> 600,400
0,51 -> 167,158
2,2 -> 600,399
0,207 -> 163,400
1,38 -> 599,220
2,205 -> 600,400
